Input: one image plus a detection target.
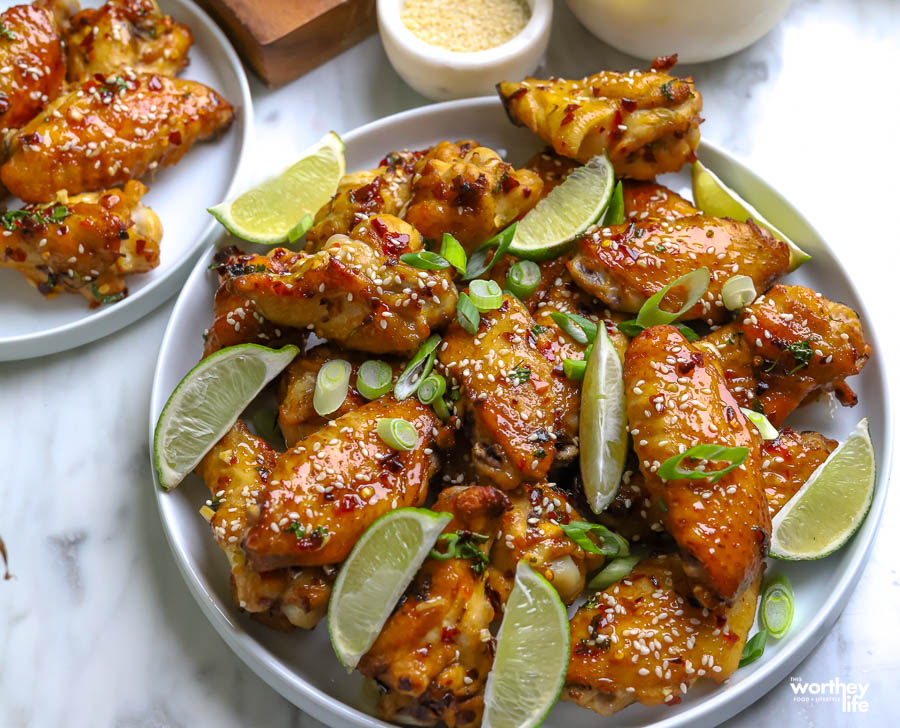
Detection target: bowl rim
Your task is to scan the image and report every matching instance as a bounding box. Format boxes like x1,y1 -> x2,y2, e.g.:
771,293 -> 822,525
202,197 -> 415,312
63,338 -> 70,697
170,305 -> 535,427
376,0 -> 553,68
149,95 -> 894,728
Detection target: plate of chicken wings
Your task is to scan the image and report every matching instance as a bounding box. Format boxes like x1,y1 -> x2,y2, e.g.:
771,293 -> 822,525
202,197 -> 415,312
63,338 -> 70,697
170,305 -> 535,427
150,58 -> 890,728
0,0 -> 250,360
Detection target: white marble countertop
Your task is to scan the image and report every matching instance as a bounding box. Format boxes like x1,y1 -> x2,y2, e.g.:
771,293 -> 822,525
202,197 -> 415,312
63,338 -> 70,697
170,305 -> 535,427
2,1 -> 899,726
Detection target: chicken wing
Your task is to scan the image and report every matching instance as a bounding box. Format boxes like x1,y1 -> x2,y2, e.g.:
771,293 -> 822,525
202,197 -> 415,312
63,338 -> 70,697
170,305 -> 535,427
0,3 -> 66,135
305,149 -> 423,251
698,284 -> 870,425
1,180 -> 161,306
568,215 -> 790,323
498,56 -> 703,179
438,293 -> 561,489
243,397 -> 450,571
228,215 -> 458,355
522,148 -> 579,197
404,140 -> 543,252
359,485 -> 510,728
624,325 -> 770,606
65,0 -> 193,81
487,482 -> 602,606
195,421 -> 334,629
762,428 -> 836,517
622,180 -> 699,221
1,70 -> 234,202
564,554 -> 760,715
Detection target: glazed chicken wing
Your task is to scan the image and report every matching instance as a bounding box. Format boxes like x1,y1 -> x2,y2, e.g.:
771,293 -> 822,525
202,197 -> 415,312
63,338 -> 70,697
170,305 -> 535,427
0,3 -> 66,135
698,284 -> 870,425
564,554 -> 760,714
195,421 -> 334,629
498,56 -> 703,179
761,428 -> 836,517
624,326 -> 770,606
359,485 -> 510,728
306,149 -> 422,251
228,215 -> 458,355
404,140 -> 543,252
1,71 -> 234,202
568,215 -> 790,323
622,180 -> 699,221
1,180 -> 161,306
522,148 -> 579,197
243,397 -> 449,571
65,0 -> 193,81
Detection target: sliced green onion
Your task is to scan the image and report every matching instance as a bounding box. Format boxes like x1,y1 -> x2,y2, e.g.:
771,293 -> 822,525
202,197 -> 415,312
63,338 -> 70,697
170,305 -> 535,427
506,260 -> 541,299
587,554 -> 641,590
394,335 -> 441,400
549,312 -> 598,345
560,521 -> 629,557
463,222 -> 516,280
658,443 -> 750,482
456,292 -> 480,335
722,274 -> 757,311
740,407 -> 778,440
376,417 -> 418,450
313,359 -> 351,416
636,267 -> 710,328
563,357 -> 587,381
677,323 -> 700,342
739,629 -> 768,668
602,180 -> 624,226
469,279 -> 503,312
400,250 -> 450,270
760,573 -> 794,639
357,360 -> 392,400
439,233 -> 467,275
417,373 -> 449,420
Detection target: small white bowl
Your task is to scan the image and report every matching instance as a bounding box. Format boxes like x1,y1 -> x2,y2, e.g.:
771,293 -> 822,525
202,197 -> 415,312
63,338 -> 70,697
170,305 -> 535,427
565,0 -> 793,64
377,0 -> 552,101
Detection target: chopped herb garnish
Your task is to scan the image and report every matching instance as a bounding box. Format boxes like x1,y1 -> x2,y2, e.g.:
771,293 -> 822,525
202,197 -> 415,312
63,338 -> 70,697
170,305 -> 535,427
429,531 -> 490,574
534,448 -> 547,459
660,81 -> 675,102
285,521 -> 306,537
531,324 -> 548,337
91,284 -> 125,305
787,339 -> 814,372
654,243 -> 667,253
739,629 -> 768,667
560,521 -> 629,557
509,365 -> 531,385
0,203 -> 70,231
0,23 -> 17,41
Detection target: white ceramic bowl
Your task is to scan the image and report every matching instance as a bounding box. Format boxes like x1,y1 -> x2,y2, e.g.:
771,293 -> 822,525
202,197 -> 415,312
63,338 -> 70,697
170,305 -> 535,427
565,0 -> 793,63
377,0 -> 552,101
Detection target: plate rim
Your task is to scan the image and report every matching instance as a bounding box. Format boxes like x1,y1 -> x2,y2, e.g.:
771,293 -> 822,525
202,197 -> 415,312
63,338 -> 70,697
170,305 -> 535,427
148,95 -> 895,728
0,0 -> 254,361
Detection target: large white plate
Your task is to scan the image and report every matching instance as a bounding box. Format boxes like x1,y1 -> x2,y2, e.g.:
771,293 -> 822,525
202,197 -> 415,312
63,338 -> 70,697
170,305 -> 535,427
149,97 -> 893,728
0,0 -> 252,361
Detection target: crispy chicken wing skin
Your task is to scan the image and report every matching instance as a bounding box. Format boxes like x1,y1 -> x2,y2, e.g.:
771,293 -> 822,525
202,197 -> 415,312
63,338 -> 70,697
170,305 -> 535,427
306,149 -> 422,251
243,397 -> 449,571
564,554 -> 760,714
65,0 -> 193,81
762,428 -> 836,517
624,326 -> 770,606
0,180 -> 161,305
439,293 -> 560,489
359,485 -> 510,728
404,140 -> 543,252
699,284 -> 870,426
1,71 -> 234,202
568,215 -> 790,322
0,3 -> 66,134
195,422 -> 333,629
498,57 -> 703,179
622,180 -> 699,221
229,215 -> 458,355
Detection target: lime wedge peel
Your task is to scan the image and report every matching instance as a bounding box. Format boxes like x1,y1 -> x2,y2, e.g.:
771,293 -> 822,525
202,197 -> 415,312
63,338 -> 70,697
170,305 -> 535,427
769,418 -> 876,560
579,323 -> 628,514
153,343 -> 299,490
328,508 -> 452,669
691,160 -> 811,271
509,155 -> 615,261
209,131 -> 345,245
482,561 -> 570,728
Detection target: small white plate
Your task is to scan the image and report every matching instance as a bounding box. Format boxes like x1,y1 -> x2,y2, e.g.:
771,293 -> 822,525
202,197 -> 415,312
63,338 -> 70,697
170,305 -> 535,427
0,0 -> 252,361
149,97 -> 893,728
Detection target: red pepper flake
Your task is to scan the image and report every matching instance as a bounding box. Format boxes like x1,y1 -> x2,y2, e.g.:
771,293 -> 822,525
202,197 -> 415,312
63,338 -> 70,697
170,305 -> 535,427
621,97 -> 637,112
168,130 -> 183,146
441,625 -> 460,643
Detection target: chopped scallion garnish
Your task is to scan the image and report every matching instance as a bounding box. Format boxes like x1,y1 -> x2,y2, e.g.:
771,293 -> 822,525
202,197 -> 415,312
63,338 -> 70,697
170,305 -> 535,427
376,417 -> 418,450
602,181 -> 624,226
587,554 -> 641,590
357,359 -> 393,400
760,573 -> 794,639
394,335 -> 441,400
740,407 -> 778,440
618,267 -> 710,336
469,279 -> 503,312
722,274 -> 757,311
739,629 -> 768,667
549,312 -> 598,345
400,250 -> 451,270
439,233 -> 467,275
417,373 -> 449,420
463,223 -> 516,280
456,292 -> 480,335
313,359 -> 351,416
657,443 -> 750,482
506,260 -> 541,299
560,521 -> 629,557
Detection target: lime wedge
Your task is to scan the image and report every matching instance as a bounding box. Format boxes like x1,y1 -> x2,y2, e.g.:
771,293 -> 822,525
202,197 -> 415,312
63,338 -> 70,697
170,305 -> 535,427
153,343 -> 299,490
691,160 -> 810,271
769,419 -> 875,560
509,155 -> 615,261
483,561 -> 569,728
328,508 -> 452,669
579,323 -> 627,513
208,131 -> 345,244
